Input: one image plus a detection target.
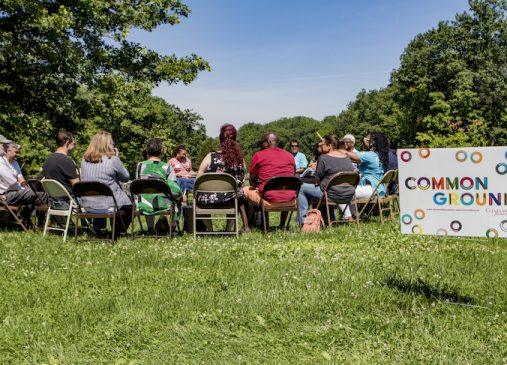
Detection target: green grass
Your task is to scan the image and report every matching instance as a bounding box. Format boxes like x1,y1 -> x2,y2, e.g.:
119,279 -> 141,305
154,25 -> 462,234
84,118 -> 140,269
1,222 -> 507,364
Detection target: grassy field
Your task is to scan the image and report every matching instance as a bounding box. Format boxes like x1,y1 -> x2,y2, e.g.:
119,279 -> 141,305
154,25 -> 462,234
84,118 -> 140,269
0,221 -> 506,364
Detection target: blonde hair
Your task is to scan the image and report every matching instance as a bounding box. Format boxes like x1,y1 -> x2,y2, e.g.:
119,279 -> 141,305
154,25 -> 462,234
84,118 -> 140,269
83,131 -> 115,162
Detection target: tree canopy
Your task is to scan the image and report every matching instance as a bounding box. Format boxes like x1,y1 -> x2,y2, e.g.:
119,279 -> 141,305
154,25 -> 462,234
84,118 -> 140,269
0,0 -> 211,174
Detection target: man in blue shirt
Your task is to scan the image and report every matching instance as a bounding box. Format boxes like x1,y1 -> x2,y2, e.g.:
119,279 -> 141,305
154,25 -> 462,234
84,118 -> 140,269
289,140 -> 308,175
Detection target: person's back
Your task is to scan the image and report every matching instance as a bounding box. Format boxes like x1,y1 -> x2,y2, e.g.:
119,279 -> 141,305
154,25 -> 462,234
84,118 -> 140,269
43,153 -> 78,194
317,154 -> 355,199
135,159 -> 180,214
250,147 -> 295,201
43,131 -> 79,206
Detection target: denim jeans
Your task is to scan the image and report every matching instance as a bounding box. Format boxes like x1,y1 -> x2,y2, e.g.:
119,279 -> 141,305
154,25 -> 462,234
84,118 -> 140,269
176,177 -> 195,193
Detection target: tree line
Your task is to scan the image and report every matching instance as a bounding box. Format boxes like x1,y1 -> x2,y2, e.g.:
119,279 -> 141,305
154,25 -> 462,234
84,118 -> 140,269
1,0 -> 505,174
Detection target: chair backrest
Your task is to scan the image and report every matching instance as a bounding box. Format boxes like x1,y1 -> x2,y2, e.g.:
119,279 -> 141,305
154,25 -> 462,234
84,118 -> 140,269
130,178 -> 176,200
42,179 -> 73,200
73,181 -> 120,210
73,181 -> 115,198
324,171 -> 360,191
194,173 -> 237,193
261,176 -> 301,199
28,179 -> 44,193
371,169 -> 398,197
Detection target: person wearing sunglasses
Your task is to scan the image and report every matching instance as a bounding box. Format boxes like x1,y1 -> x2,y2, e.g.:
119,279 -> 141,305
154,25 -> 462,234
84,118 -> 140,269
289,140 -> 308,176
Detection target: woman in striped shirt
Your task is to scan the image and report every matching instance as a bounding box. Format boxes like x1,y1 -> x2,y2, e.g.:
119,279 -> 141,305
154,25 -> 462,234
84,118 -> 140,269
80,131 -> 132,237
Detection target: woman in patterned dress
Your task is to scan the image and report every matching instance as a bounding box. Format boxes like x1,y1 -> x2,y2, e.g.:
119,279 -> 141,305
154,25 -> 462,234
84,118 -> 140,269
196,124 -> 250,233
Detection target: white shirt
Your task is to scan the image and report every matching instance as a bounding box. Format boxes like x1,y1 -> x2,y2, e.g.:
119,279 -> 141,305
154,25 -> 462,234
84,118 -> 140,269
0,156 -> 22,194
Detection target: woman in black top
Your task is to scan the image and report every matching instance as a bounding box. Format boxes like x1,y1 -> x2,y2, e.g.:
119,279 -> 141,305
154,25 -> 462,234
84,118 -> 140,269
297,135 -> 356,223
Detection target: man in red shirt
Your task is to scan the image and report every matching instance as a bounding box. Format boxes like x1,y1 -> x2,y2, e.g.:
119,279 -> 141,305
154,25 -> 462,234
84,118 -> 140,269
243,132 -> 296,226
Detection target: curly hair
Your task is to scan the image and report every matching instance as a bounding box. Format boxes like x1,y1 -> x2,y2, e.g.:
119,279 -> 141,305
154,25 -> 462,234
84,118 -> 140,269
172,145 -> 186,158
370,132 -> 390,170
219,124 -> 243,168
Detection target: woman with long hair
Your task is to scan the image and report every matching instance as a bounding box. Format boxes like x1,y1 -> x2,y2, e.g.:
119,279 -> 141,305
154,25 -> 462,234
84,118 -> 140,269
80,131 -> 132,237
344,131 -> 389,199
196,123 -> 250,232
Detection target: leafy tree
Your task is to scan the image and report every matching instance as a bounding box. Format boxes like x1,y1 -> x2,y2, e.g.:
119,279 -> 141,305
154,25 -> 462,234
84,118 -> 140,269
238,117 -> 323,165
333,87 -> 404,148
391,0 -> 507,147
0,0 -> 210,174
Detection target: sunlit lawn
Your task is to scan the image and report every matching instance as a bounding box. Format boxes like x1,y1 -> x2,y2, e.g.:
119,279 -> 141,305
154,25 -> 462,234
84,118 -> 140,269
1,220 -> 506,364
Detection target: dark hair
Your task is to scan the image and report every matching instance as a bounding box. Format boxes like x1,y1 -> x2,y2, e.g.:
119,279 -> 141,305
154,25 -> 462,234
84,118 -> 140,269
172,145 -> 186,158
370,132 -> 390,170
260,132 -> 279,148
313,142 -> 322,160
56,131 -> 74,147
290,140 -> 299,146
321,134 -> 339,149
145,138 -> 164,158
335,138 -> 346,150
219,124 -> 243,168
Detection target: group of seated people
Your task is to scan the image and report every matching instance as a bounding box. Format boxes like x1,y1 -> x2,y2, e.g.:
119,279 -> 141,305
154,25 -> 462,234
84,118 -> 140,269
0,125 -> 398,236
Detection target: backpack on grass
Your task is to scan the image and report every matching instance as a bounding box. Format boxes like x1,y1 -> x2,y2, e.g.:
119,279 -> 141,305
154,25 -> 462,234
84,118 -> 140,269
302,209 -> 322,233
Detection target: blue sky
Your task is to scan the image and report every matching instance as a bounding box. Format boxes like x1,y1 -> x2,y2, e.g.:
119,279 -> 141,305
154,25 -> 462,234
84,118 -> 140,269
130,0 -> 470,137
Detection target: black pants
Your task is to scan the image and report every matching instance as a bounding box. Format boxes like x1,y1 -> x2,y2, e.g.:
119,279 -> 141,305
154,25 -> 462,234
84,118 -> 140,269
4,188 -> 47,227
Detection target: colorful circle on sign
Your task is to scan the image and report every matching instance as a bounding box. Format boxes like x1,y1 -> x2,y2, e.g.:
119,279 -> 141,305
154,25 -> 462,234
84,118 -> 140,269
436,228 -> 448,236
412,225 -> 423,234
418,148 -> 430,158
414,209 -> 426,220
486,229 -> 499,238
455,150 -> 467,162
400,151 -> 412,162
500,220 -> 507,232
402,214 -> 412,225
495,163 -> 507,175
470,152 -> 483,163
450,220 -> 462,232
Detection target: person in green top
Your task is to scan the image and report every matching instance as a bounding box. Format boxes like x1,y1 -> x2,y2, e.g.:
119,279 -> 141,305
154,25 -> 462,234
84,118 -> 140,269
135,139 -> 181,226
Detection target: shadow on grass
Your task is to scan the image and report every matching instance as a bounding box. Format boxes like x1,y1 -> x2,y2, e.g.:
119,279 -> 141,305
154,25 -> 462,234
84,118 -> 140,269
384,274 -> 477,304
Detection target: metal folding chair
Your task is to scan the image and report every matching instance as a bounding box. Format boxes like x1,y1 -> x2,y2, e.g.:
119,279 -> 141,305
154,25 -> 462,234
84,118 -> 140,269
193,173 -> 239,239
41,179 -> 77,241
130,178 -> 180,239
313,171 -> 360,228
72,181 -> 126,242
354,169 -> 398,223
0,195 -> 28,232
253,176 -> 301,233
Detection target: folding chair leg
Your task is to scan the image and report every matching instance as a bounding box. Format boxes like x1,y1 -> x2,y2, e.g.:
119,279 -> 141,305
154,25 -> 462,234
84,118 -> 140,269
74,215 -> 79,239
63,210 -> 72,242
43,211 -> 51,237
261,206 -> 267,233
111,215 -> 116,243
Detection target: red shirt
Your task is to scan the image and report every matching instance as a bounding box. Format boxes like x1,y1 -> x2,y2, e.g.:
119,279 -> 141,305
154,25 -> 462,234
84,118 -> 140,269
250,147 -> 296,202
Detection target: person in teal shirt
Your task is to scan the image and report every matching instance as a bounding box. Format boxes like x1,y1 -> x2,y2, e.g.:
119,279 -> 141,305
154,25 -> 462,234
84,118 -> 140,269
289,140 -> 308,175
344,132 -> 390,199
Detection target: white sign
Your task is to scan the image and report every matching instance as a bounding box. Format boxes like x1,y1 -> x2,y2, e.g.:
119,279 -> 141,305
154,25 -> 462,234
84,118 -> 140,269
398,147 -> 507,238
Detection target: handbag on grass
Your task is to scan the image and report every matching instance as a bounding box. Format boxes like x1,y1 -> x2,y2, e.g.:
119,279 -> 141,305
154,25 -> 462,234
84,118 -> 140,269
302,209 -> 322,233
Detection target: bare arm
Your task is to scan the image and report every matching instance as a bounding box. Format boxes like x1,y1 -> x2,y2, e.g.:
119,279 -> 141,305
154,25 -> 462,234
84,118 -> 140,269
343,150 -> 360,163
196,153 -> 211,178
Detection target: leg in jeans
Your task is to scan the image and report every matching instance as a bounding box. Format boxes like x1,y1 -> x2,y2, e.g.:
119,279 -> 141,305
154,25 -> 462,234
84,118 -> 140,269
297,183 -> 323,224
